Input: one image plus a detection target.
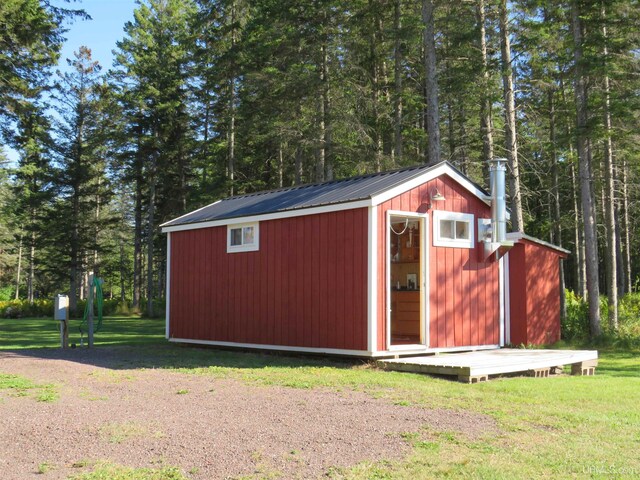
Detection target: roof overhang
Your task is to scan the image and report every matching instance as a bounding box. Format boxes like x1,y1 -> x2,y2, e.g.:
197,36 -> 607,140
161,163 -> 492,234
161,199 -> 373,233
506,232 -> 570,257
370,162 -> 491,207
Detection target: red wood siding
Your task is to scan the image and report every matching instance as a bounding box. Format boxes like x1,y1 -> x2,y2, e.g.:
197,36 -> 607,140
169,208 -> 369,351
508,241 -> 562,345
377,175 -> 500,350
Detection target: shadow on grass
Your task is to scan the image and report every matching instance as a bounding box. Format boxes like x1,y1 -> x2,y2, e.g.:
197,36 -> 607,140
0,316 -> 166,349
0,342 -> 363,373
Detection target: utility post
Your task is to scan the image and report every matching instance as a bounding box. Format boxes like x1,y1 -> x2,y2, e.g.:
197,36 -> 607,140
54,294 -> 69,348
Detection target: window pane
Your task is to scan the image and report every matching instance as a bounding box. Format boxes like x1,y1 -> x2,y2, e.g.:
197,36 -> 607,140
230,228 -> 242,246
243,226 -> 254,245
440,220 -> 454,239
455,221 -> 469,240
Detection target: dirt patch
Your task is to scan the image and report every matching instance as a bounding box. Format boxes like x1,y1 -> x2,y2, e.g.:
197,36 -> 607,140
0,347 -> 497,479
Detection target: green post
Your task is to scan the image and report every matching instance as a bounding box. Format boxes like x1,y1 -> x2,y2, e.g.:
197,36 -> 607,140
88,273 -> 94,348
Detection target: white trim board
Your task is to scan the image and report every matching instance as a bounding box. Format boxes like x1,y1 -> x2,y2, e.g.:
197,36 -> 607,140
385,210 -> 429,350
498,255 -> 505,347
505,232 -> 570,255
162,200 -> 371,233
370,164 -> 491,207
169,338 -> 372,357
165,233 -> 171,339
367,205 -> 378,353
168,337 -> 500,358
504,252 -> 511,345
226,222 -> 260,253
160,200 -> 221,227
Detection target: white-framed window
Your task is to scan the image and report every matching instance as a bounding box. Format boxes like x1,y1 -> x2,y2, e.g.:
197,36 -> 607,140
227,222 -> 259,253
433,211 -> 474,248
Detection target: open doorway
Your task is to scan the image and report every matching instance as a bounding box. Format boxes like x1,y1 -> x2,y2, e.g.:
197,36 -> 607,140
388,213 -> 425,347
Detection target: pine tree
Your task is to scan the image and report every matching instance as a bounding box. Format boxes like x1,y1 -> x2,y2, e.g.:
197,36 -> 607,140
49,47 -> 112,314
114,0 -> 196,316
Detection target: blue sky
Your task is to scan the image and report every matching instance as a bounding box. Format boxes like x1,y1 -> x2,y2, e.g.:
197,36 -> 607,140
2,0 -> 138,163
57,0 -> 138,71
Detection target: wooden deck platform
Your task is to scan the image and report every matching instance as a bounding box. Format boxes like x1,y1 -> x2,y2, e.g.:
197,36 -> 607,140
377,348 -> 598,383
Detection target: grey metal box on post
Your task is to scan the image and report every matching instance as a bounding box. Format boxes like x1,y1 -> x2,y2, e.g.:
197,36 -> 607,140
54,294 -> 69,348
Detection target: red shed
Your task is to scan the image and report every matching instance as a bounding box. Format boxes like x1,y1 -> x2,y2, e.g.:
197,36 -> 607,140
161,160 -> 566,357
505,233 -> 569,346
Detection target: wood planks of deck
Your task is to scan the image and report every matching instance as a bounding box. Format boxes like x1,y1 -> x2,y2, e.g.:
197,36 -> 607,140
377,349 -> 598,383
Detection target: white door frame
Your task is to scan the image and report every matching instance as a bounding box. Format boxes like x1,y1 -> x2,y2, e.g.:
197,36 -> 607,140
385,210 -> 429,351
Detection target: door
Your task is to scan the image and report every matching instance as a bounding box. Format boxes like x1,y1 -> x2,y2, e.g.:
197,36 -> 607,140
387,212 -> 427,348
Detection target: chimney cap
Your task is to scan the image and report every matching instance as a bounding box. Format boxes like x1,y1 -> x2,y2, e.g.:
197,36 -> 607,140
488,157 -> 507,170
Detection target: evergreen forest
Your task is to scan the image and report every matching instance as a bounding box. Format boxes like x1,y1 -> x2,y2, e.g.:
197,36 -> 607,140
0,0 -> 638,338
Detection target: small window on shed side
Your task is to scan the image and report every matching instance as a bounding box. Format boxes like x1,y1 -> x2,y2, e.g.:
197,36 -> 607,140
227,223 -> 259,252
433,211 -> 474,248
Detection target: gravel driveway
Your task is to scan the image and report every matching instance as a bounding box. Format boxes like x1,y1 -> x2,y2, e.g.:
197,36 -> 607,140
0,347 -> 497,479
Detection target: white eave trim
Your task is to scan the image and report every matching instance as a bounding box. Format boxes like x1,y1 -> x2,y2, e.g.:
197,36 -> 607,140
160,200 -> 222,227
370,164 -> 491,207
506,232 -> 570,255
161,200 -> 372,233
162,164 -> 491,234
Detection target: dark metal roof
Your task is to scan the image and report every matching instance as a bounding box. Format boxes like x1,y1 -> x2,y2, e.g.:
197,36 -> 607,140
163,161 -> 485,228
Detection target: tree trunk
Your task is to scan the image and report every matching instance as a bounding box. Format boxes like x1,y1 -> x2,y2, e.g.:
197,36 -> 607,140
499,0 -> 524,232
549,89 -> 565,318
146,149 -> 157,318
317,38 -> 330,182
69,191 -> 80,312
93,177 -> 101,277
458,103 -> 469,172
572,2 -> 601,337
601,6 -> 618,329
476,0 -> 494,163
370,12 -> 382,174
393,0 -> 403,164
28,232 -> 35,303
277,143 -> 284,188
227,0 -> 237,196
421,0 -> 441,165
571,158 -> 586,297
133,125 -> 143,310
14,230 -> 22,300
447,100 -> 455,162
561,72 -> 586,297
119,233 -> 126,302
294,146 -> 303,185
621,159 -> 632,292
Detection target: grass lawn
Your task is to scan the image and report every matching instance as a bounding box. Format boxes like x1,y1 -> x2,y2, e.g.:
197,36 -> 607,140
0,316 -> 165,349
1,317 -> 639,479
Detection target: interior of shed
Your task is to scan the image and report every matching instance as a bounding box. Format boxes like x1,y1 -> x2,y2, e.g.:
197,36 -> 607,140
389,216 -> 423,346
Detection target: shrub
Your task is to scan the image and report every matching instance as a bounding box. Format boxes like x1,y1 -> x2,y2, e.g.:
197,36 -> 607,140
0,285 -> 14,302
562,289 -> 589,340
0,296 -> 168,319
564,290 -> 640,347
0,299 -> 53,318
616,292 -> 640,341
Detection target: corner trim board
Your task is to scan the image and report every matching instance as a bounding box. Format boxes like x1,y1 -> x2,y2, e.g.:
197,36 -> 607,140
367,205 -> 378,353
165,232 -> 171,339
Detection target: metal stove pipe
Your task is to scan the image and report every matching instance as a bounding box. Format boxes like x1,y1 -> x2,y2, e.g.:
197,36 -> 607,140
489,158 -> 507,244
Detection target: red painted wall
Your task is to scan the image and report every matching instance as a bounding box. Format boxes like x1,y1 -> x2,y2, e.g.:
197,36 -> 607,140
508,240 -> 563,345
169,208 -> 369,351
377,175 -> 500,350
